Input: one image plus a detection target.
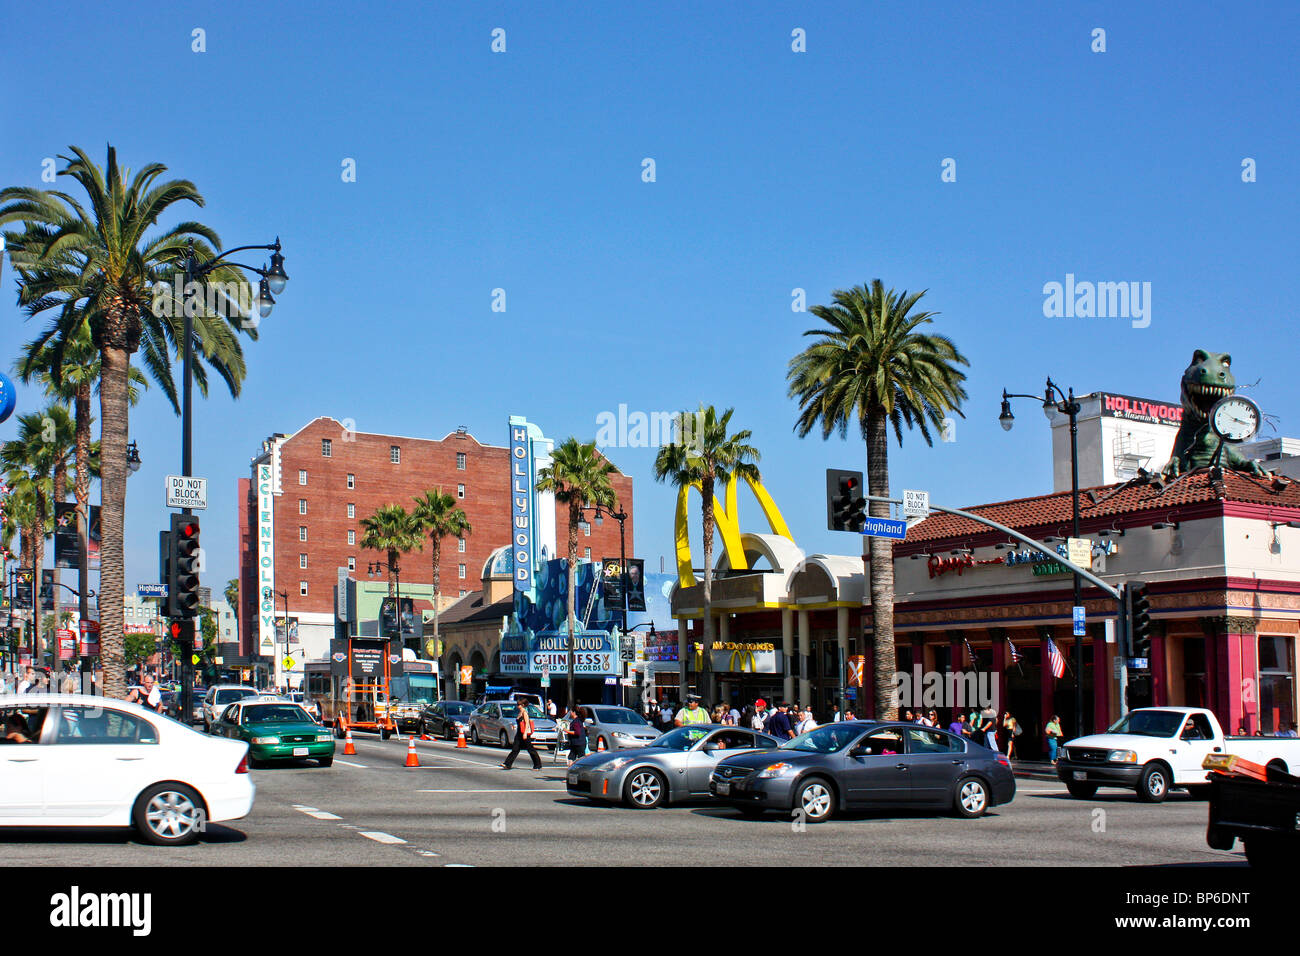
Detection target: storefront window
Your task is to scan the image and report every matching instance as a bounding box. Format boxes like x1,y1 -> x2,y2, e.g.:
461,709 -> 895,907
1258,635 -> 1295,735
1182,637 -> 1207,709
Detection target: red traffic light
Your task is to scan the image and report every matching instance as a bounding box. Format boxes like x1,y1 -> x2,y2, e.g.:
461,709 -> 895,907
170,622 -> 182,638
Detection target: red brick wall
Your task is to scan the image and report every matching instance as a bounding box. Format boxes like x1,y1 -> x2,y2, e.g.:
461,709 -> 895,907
238,419 -> 634,631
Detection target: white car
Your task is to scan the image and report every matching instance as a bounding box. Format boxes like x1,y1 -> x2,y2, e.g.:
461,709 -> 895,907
0,694 -> 255,846
202,685 -> 260,732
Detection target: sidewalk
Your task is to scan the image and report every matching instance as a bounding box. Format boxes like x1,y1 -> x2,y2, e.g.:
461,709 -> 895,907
1010,759 -> 1060,782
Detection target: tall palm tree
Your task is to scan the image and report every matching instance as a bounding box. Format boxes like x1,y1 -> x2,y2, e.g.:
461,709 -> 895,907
535,439 -> 617,709
411,489 -> 472,661
17,320 -> 144,631
1,145 -> 255,698
787,280 -> 968,719
360,505 -> 424,647
653,406 -> 760,708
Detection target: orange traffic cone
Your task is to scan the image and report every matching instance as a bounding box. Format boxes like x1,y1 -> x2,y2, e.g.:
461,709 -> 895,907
343,728 -> 356,756
456,728 -> 468,749
405,737 -> 420,768
596,736 -> 606,752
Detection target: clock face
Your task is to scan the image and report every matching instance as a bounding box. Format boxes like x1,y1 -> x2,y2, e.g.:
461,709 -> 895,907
1210,395 -> 1260,443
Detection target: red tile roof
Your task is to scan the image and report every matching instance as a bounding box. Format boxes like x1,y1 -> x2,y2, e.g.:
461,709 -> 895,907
900,469 -> 1300,547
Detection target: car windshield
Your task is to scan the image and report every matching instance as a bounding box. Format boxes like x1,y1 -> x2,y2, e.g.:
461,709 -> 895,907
444,702 -> 473,715
1106,710 -> 1186,738
215,688 -> 257,705
243,704 -> 313,724
651,727 -> 709,751
591,707 -> 649,726
780,724 -> 862,754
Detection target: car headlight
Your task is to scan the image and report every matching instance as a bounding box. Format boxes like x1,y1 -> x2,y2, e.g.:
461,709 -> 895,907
316,734 -> 333,742
756,762 -> 794,779
252,736 -> 281,745
612,732 -> 635,740
1108,750 -> 1138,763
606,755 -> 637,771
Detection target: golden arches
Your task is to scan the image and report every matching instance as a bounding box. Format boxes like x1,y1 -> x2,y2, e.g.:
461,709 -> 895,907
674,474 -> 794,588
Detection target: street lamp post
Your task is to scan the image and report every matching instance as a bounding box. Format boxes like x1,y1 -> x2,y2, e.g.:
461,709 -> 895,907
1001,379 -> 1086,739
276,588 -> 291,691
579,503 -> 629,703
368,561 -> 404,653
178,239 -> 287,725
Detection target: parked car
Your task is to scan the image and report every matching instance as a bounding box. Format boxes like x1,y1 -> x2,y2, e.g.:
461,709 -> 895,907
469,701 -> 558,749
708,721 -> 1015,822
567,724 -> 782,808
208,699 -> 335,768
201,685 -> 260,732
0,694 -> 254,846
581,705 -> 661,751
1057,707 -> 1300,802
419,700 -> 476,740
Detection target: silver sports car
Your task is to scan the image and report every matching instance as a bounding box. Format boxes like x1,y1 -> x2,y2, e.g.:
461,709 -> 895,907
565,724 -> 781,808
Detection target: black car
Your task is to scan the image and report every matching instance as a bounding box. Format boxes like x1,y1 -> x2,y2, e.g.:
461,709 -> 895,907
709,720 -> 1016,822
418,700 -> 476,740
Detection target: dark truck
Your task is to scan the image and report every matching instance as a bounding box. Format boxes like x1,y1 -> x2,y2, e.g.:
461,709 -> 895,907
1205,755 -> 1300,867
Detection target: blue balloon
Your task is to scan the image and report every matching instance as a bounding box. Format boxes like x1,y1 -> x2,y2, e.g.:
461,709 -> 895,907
0,372 -> 15,424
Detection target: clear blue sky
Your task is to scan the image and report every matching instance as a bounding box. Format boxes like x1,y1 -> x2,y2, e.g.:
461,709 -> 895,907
2,0 -> 1297,597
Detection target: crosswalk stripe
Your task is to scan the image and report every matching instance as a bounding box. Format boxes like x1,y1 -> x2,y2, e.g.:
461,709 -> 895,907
359,831 -> 407,845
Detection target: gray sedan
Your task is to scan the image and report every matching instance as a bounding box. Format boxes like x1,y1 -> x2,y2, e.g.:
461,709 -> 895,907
469,702 -> 559,749
566,724 -> 781,808
582,705 -> 662,751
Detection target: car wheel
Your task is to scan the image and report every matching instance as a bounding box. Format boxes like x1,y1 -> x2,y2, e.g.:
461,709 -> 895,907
793,777 -> 835,823
133,783 -> 206,847
624,768 -> 668,809
500,731 -> 509,748
334,722 -> 345,740
1137,763 -> 1170,803
954,776 -> 989,818
1065,782 -> 1098,799
318,757 -> 333,768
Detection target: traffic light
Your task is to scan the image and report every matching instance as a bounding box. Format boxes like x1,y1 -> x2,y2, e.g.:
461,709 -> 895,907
159,528 -> 172,615
1126,581 -> 1152,660
826,468 -> 867,532
169,513 -> 201,618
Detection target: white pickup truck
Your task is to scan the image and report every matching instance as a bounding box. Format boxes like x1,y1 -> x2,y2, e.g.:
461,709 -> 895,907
1056,706 -> 1300,802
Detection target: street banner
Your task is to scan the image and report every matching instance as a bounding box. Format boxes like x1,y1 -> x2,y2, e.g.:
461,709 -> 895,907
625,558 -> 646,612
601,558 -> 624,606
12,568 -> 32,609
54,502 -> 100,570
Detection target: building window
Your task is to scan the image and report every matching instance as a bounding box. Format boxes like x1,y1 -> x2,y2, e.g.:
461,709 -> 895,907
458,564 -> 466,579
300,581 -> 308,597
299,499 -> 307,515
579,521 -> 590,537
459,589 -> 468,597
299,553 -> 308,569
347,503 -> 355,519
299,527 -> 307,542
347,473 -> 355,489
347,529 -> 355,546
456,452 -> 466,470
457,484 -> 465,499
390,445 -> 400,464
348,556 -> 356,572
322,439 -> 332,457
298,469 -> 307,485
458,538 -> 466,553
584,548 -> 592,561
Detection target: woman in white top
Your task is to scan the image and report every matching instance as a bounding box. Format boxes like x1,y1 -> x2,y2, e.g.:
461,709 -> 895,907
795,709 -> 818,735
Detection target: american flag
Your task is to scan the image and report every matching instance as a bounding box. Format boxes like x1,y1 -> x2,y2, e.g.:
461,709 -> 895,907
1007,638 -> 1022,664
1046,637 -> 1066,679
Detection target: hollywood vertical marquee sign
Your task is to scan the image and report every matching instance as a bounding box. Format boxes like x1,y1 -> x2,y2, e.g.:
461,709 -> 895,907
510,422 -> 534,593
257,463 -> 276,653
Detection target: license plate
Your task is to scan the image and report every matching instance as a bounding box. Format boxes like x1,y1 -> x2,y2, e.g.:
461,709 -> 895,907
1072,771 -> 1086,781
716,781 -> 730,795
567,773 -> 578,785
294,747 -> 309,756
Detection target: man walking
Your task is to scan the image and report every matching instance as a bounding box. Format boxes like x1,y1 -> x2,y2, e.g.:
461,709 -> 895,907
764,701 -> 798,739
501,701 -> 543,771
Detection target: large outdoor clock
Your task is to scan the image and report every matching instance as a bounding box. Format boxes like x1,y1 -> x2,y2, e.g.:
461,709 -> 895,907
1209,395 -> 1261,443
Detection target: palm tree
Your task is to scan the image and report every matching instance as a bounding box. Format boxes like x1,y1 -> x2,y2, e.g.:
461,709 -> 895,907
360,505 -> 424,647
787,280 -> 968,719
535,439 -> 617,709
653,406 -> 760,708
1,145 -> 255,699
411,489 -> 472,661
17,319 -> 143,631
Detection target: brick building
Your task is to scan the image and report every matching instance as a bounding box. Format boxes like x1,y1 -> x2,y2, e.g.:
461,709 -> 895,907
236,417 -> 633,669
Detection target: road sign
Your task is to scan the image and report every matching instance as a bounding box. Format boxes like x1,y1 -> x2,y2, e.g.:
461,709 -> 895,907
165,474 -> 208,510
283,656 -> 296,670
861,516 -> 908,540
1129,658 -> 1149,670
1072,606 -> 1086,637
540,674 -> 550,688
903,489 -> 930,518
191,654 -> 200,665
137,583 -> 168,597
1067,537 -> 1093,570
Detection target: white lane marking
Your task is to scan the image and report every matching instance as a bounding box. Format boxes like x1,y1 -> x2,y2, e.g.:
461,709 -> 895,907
304,809 -> 343,820
445,863 -> 475,867
416,788 -> 563,793
416,850 -> 440,857
334,759 -> 368,768
359,831 -> 407,845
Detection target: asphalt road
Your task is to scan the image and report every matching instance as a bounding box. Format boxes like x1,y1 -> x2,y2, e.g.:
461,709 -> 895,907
1,733 -> 1247,867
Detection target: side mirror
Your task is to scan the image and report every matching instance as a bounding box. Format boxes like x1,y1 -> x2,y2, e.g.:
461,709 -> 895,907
849,746 -> 869,758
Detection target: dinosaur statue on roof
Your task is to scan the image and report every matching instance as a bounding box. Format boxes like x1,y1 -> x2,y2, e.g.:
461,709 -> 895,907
1161,350 -> 1268,478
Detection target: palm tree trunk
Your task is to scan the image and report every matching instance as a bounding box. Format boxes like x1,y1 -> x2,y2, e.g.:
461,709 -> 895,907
98,344 -> 130,698
32,506 -> 44,670
700,474 -> 715,709
866,412 -> 897,719
566,501 -> 579,710
75,383 -> 91,656
431,537 -> 441,659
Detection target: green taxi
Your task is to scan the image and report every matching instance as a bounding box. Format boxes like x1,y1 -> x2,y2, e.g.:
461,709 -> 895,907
210,698 -> 335,767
